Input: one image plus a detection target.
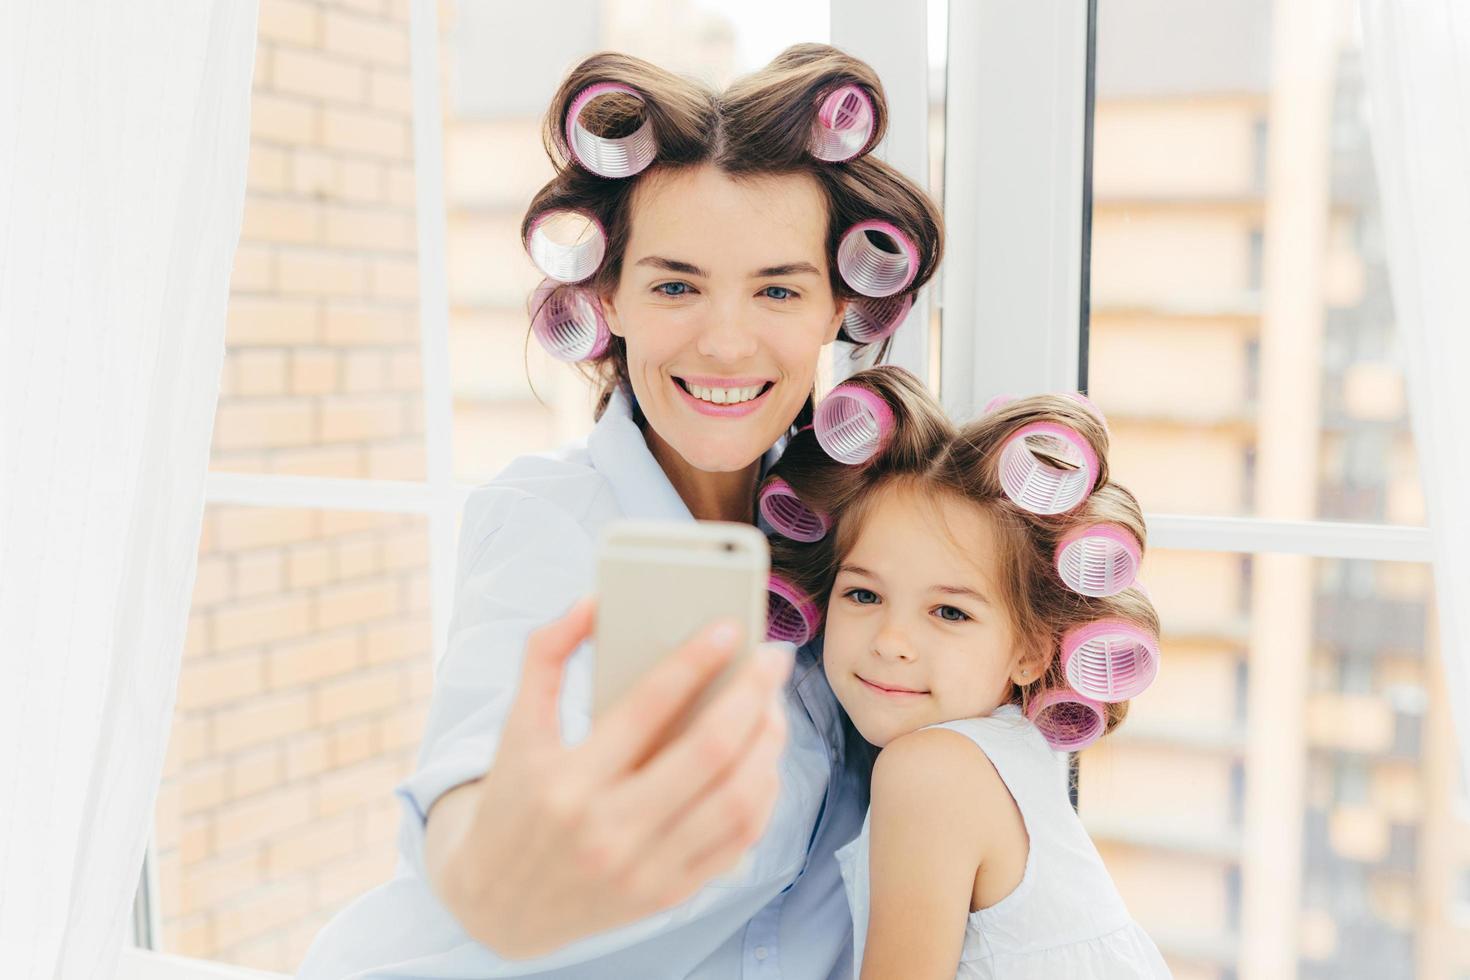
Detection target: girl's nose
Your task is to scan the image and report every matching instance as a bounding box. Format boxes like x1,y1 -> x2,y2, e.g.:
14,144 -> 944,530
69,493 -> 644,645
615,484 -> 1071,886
694,300 -> 758,362
872,622 -> 917,662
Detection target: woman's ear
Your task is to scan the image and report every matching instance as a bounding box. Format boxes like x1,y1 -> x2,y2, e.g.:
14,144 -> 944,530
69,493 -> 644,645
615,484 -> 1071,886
601,290 -> 625,339
825,298 -> 847,345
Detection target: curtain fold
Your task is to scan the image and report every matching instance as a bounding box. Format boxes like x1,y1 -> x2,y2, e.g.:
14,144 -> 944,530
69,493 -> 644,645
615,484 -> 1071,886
0,1 -> 258,976
1359,0 -> 1470,783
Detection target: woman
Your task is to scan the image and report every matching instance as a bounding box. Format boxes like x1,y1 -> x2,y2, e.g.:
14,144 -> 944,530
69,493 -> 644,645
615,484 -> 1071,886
298,42 -> 943,979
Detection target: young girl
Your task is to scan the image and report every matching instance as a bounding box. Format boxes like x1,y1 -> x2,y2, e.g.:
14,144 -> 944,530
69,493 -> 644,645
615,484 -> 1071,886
758,366 -> 1172,979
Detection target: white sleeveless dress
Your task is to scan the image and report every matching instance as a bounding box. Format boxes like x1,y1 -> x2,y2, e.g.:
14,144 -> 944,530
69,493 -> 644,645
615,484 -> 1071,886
834,705 -> 1172,979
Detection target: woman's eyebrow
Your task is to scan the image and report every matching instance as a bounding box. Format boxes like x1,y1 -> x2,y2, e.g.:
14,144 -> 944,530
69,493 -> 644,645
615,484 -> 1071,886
633,256 -> 820,278
751,261 -> 820,278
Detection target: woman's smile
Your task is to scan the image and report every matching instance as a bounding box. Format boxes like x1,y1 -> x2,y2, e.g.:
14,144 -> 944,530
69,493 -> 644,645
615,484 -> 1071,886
672,374 -> 777,418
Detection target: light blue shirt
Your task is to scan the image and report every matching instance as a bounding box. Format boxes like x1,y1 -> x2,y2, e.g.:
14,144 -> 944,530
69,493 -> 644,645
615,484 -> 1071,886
297,387 -> 874,979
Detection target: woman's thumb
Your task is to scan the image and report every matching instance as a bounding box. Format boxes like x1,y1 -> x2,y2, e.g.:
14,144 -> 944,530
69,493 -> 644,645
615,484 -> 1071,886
506,595 -> 596,742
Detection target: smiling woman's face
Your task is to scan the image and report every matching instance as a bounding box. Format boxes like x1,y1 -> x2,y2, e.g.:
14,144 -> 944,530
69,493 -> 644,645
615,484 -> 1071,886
601,163 -> 846,473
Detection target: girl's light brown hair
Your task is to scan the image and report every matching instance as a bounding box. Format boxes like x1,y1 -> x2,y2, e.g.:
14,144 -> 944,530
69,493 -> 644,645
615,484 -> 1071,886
766,365 -> 1157,738
521,45 -> 945,423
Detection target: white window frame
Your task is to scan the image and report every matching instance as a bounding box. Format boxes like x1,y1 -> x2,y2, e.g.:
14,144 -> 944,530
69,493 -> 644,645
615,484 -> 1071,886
126,1 -> 1431,976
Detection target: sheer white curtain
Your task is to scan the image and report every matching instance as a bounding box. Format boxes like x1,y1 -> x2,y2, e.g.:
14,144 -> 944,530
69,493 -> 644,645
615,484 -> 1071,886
0,2 -> 258,976
1359,0 -> 1470,782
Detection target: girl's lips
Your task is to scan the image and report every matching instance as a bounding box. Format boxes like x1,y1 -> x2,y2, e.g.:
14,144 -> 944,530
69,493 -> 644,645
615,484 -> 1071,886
671,376 -> 774,418
858,675 -> 929,698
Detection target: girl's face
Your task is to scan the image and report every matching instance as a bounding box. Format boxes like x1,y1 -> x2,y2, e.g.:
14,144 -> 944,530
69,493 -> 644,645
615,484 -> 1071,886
822,483 -> 1035,748
602,163 -> 846,473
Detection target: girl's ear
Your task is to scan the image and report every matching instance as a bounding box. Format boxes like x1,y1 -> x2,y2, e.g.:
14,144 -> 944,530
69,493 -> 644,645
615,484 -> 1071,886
1009,640 -> 1047,688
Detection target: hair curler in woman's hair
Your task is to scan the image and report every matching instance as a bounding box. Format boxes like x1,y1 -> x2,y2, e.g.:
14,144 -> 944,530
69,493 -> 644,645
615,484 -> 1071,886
808,84 -> 877,163
982,393 -> 1015,415
1054,523 -> 1141,598
997,421 -> 1101,515
1026,688 -> 1108,752
1064,391 -> 1110,436
759,477 -> 831,543
814,383 -> 894,465
836,220 -> 918,298
525,209 -> 607,284
529,279 -> 611,362
767,573 -> 823,646
565,82 -> 658,178
841,292 -> 913,344
1059,618 -> 1159,703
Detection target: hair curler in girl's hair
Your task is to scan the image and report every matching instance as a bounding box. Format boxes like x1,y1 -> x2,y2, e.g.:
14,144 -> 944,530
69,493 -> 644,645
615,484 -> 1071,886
767,573 -> 823,646
525,209 -> 607,284
564,82 -> 658,178
997,421 -> 1101,515
759,477 -> 831,543
529,279 -> 611,362
1026,688 -> 1108,752
836,220 -> 919,298
1054,523 -> 1142,598
814,383 -> 894,465
841,293 -> 914,344
808,84 -> 877,162
1060,618 -> 1159,703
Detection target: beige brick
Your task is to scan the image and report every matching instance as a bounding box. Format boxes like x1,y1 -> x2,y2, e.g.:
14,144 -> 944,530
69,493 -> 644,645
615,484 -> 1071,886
340,157 -> 385,203
323,302 -> 411,345
277,247 -> 370,298
180,762 -> 227,815
154,782 -> 182,849
405,569 -> 430,614
250,93 -> 319,145
235,549 -> 286,598
368,69 -> 412,115
176,654 -> 265,712
227,296 -> 320,346
213,878 -> 313,950
365,441 -> 425,480
214,784 -> 314,853
246,145 -> 289,193
324,204 -> 415,252
227,745 -> 284,801
360,794 -> 402,845
231,349 -> 289,397
252,43 -> 273,90
213,401 -> 317,452
402,393 -> 424,436
408,671 -> 433,701
315,579 -> 401,631
379,527 -> 428,572
375,703 -> 429,753
181,817 -> 212,864
315,668 -> 404,726
212,691 -> 314,753
191,556 -> 232,608
385,349 -> 421,391
209,450 -> 272,473
170,716 -> 210,767
387,0 -> 411,23
231,243 -> 275,292
341,349 -> 387,392
287,542 -> 337,588
269,445 -> 365,479
335,535 -> 381,578
321,106 -> 409,159
177,850 -> 261,917
317,756 -> 406,818
290,148 -> 341,199
320,510 -> 389,535
323,10 -> 409,68
384,163 -> 415,208
273,47 -> 367,104
363,617 -> 428,667
328,717 -> 378,767
289,348 -> 339,394
369,256 -> 417,301
319,395 -> 405,442
184,614 -> 212,659
241,195 -> 319,245
171,916 -> 212,959
258,0 -> 319,45
263,811 -> 359,877
284,731 -> 330,781
266,630 -> 361,689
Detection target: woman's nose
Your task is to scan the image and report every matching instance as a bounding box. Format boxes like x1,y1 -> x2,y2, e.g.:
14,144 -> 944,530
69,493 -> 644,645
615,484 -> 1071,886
694,299 -> 758,362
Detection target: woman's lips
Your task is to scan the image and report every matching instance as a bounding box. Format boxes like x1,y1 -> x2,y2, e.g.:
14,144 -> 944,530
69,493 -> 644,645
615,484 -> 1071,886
858,675 -> 929,698
671,376 -> 774,418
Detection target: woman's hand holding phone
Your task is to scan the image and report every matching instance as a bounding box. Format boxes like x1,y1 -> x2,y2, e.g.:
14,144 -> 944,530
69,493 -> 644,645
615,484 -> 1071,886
425,596 -> 795,960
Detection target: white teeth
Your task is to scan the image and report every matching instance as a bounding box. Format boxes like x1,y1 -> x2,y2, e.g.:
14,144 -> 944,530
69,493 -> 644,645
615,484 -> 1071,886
685,382 -> 765,405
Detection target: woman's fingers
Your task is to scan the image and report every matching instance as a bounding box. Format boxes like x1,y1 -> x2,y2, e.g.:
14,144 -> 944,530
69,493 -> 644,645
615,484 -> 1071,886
501,595 -> 597,749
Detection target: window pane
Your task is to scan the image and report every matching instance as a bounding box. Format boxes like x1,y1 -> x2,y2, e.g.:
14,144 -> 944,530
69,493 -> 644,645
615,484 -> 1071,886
1087,0 -> 1423,525
1077,548 -> 1455,979
147,504 -> 436,971
219,1 -> 425,481
439,0 -> 831,484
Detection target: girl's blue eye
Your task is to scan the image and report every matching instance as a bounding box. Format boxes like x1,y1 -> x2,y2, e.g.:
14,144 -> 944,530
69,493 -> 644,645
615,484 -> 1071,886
763,285 -> 797,301
655,282 -> 691,297
936,605 -> 970,623
844,588 -> 879,605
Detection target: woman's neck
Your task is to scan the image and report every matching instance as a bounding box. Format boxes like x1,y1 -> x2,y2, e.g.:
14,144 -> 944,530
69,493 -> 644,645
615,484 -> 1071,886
644,426 -> 762,523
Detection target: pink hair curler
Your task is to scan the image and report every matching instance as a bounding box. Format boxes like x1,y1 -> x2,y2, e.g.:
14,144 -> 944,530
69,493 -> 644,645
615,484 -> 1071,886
565,82 -> 657,179
767,574 -> 822,646
815,384 -> 894,465
1060,618 -> 1159,703
525,209 -> 606,284
997,421 -> 1100,515
529,279 -> 610,362
982,393 -> 1016,415
836,220 -> 918,298
759,477 -> 831,543
1064,391 -> 1110,436
808,84 -> 876,163
1026,688 -> 1108,752
841,292 -> 913,344
1054,523 -> 1141,598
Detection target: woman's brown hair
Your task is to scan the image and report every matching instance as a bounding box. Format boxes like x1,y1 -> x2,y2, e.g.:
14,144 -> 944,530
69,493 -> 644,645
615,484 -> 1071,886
521,44 -> 946,423
765,365 -> 1157,739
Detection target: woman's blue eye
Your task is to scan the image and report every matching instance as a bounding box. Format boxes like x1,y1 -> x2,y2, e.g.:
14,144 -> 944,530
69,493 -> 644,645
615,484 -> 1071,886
763,285 -> 797,300
655,282 -> 691,297
844,588 -> 879,605
936,605 -> 970,623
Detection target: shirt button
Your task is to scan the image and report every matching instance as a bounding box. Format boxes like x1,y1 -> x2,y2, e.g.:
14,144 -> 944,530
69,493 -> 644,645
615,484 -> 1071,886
754,947 -> 769,960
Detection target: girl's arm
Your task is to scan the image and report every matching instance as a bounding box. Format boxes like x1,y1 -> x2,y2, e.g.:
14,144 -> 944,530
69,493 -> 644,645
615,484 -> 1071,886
858,727 -> 1011,980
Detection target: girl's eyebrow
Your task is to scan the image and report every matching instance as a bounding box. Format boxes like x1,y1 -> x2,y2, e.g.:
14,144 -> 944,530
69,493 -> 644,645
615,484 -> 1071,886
840,563 -> 991,607
634,256 -> 820,278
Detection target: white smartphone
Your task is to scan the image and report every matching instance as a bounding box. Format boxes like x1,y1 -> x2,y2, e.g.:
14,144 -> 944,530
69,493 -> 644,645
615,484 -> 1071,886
592,519 -> 771,730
